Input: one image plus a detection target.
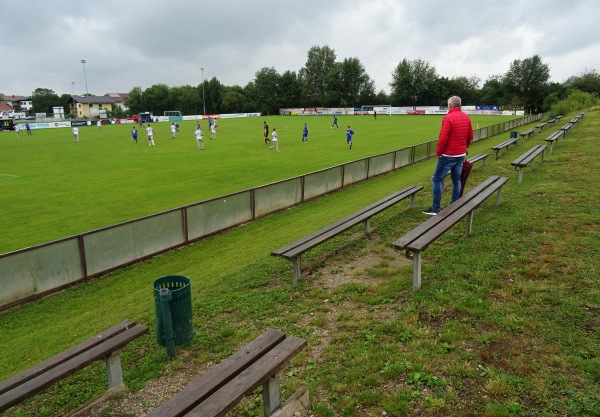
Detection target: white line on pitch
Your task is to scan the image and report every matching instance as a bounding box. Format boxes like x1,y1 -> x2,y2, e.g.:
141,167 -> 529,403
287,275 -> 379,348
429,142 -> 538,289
0,173 -> 20,178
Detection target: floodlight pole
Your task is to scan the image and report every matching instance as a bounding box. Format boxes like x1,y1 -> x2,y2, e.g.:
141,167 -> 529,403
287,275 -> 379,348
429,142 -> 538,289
81,59 -> 89,95
71,81 -> 75,96
201,67 -> 206,116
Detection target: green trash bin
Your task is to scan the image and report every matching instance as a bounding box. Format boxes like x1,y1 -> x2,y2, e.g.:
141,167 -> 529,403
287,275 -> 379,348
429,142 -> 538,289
509,131 -> 518,139
153,275 -> 193,348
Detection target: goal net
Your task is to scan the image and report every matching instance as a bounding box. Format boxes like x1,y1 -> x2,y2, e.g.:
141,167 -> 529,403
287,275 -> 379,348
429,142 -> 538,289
164,111 -> 182,117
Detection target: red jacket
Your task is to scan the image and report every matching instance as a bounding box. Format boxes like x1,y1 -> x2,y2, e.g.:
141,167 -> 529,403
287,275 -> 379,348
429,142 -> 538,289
436,107 -> 473,157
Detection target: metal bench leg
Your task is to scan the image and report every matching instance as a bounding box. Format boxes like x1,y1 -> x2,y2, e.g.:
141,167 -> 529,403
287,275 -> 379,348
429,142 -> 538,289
412,251 -> 422,291
530,160 -> 535,172
364,219 -> 372,234
541,149 -> 545,162
518,168 -> 523,183
292,257 -> 301,284
466,210 -> 474,236
496,186 -> 503,206
104,350 -> 124,388
410,193 -> 416,208
263,371 -> 282,416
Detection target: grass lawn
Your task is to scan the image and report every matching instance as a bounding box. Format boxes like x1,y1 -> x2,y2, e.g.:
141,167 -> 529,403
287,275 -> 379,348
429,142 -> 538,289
0,114 -> 516,254
1,112 -> 598,416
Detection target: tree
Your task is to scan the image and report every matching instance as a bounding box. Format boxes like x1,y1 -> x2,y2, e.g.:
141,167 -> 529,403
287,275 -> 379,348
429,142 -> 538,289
445,75 -> 481,105
31,88 -> 59,114
252,67 -> 281,115
334,58 -> 376,107
503,54 -> 550,111
563,69 -> 600,97
390,58 -> 438,106
169,85 -> 201,115
202,77 -> 223,114
278,70 -> 301,108
125,87 -> 144,115
479,75 -> 506,107
221,86 -> 246,114
143,84 -> 172,115
300,45 -> 337,106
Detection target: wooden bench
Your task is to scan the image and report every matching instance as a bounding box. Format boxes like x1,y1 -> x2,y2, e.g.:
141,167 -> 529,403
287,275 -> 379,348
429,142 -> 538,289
544,130 -> 564,155
511,144 -> 548,183
0,320 -> 148,413
560,123 -> 573,136
272,185 -> 424,283
535,122 -> 547,133
392,176 -> 509,290
491,137 -> 518,159
467,153 -> 489,167
519,128 -> 536,140
146,329 -> 307,417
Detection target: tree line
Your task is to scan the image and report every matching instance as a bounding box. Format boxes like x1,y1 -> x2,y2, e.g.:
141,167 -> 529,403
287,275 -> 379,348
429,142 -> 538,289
7,45 -> 600,117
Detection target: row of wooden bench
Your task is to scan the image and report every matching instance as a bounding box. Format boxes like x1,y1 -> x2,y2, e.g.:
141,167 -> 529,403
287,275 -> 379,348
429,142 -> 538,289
274,113 -> 586,286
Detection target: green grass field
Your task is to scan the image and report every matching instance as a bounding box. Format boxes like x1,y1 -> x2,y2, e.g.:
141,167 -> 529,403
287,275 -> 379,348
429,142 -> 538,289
1,114 -> 515,254
0,111 -> 598,416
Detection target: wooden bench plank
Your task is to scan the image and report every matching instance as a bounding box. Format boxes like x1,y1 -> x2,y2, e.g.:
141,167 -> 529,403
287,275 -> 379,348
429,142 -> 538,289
0,319 -> 137,396
393,176 -> 502,249
147,329 -> 287,417
407,177 -> 509,252
272,186 -> 423,283
491,138 -> 518,159
272,186 -> 421,257
185,336 -> 307,417
519,128 -> 535,139
467,153 -> 488,166
393,176 -> 509,290
0,323 -> 148,412
511,145 -> 547,183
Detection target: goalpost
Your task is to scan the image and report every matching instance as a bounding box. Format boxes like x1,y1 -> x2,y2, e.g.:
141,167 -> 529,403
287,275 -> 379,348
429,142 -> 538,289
164,111 -> 182,117
359,105 -> 392,116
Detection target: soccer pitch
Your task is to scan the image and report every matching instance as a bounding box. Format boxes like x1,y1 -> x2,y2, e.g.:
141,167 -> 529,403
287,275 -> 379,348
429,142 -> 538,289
0,114 -> 517,254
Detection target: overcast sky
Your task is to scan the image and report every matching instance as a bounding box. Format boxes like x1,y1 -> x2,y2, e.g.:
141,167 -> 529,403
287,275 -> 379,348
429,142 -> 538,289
1,0 -> 599,98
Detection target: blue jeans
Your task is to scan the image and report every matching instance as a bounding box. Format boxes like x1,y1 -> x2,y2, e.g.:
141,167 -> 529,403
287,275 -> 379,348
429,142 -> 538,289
431,155 -> 464,211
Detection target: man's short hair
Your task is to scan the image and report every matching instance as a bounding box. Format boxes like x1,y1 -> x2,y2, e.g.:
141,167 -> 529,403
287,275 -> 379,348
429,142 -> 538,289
448,96 -> 462,108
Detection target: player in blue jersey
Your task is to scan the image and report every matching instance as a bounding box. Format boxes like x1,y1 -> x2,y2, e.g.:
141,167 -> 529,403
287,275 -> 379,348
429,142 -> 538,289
331,115 -> 338,129
131,127 -> 138,143
302,123 -> 308,143
346,125 -> 354,149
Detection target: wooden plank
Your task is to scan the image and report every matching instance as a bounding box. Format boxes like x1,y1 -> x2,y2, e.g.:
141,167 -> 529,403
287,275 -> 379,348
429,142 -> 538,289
0,324 -> 148,412
185,337 -> 307,417
146,329 -> 287,417
272,186 -> 422,258
407,177 -> 509,252
0,319 -> 136,396
392,176 -> 500,250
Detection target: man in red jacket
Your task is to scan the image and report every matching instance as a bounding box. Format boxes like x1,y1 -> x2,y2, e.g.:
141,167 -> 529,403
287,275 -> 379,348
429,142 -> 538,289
423,96 -> 473,215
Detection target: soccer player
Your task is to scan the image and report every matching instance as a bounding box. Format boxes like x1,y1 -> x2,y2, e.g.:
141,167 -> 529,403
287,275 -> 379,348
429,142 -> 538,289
146,124 -> 155,146
210,123 -> 216,140
171,123 -> 177,138
25,122 -> 31,135
131,127 -> 138,143
14,124 -> 20,137
331,115 -> 338,129
346,125 -> 354,149
269,128 -> 279,152
302,123 -> 308,143
263,121 -> 270,144
72,126 -> 80,142
195,126 -> 204,150
97,120 -> 102,130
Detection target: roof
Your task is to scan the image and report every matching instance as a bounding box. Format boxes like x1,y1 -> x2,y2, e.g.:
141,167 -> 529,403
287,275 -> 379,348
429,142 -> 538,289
71,95 -> 116,104
104,92 -> 129,103
0,102 -> 13,111
1,95 -> 30,102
